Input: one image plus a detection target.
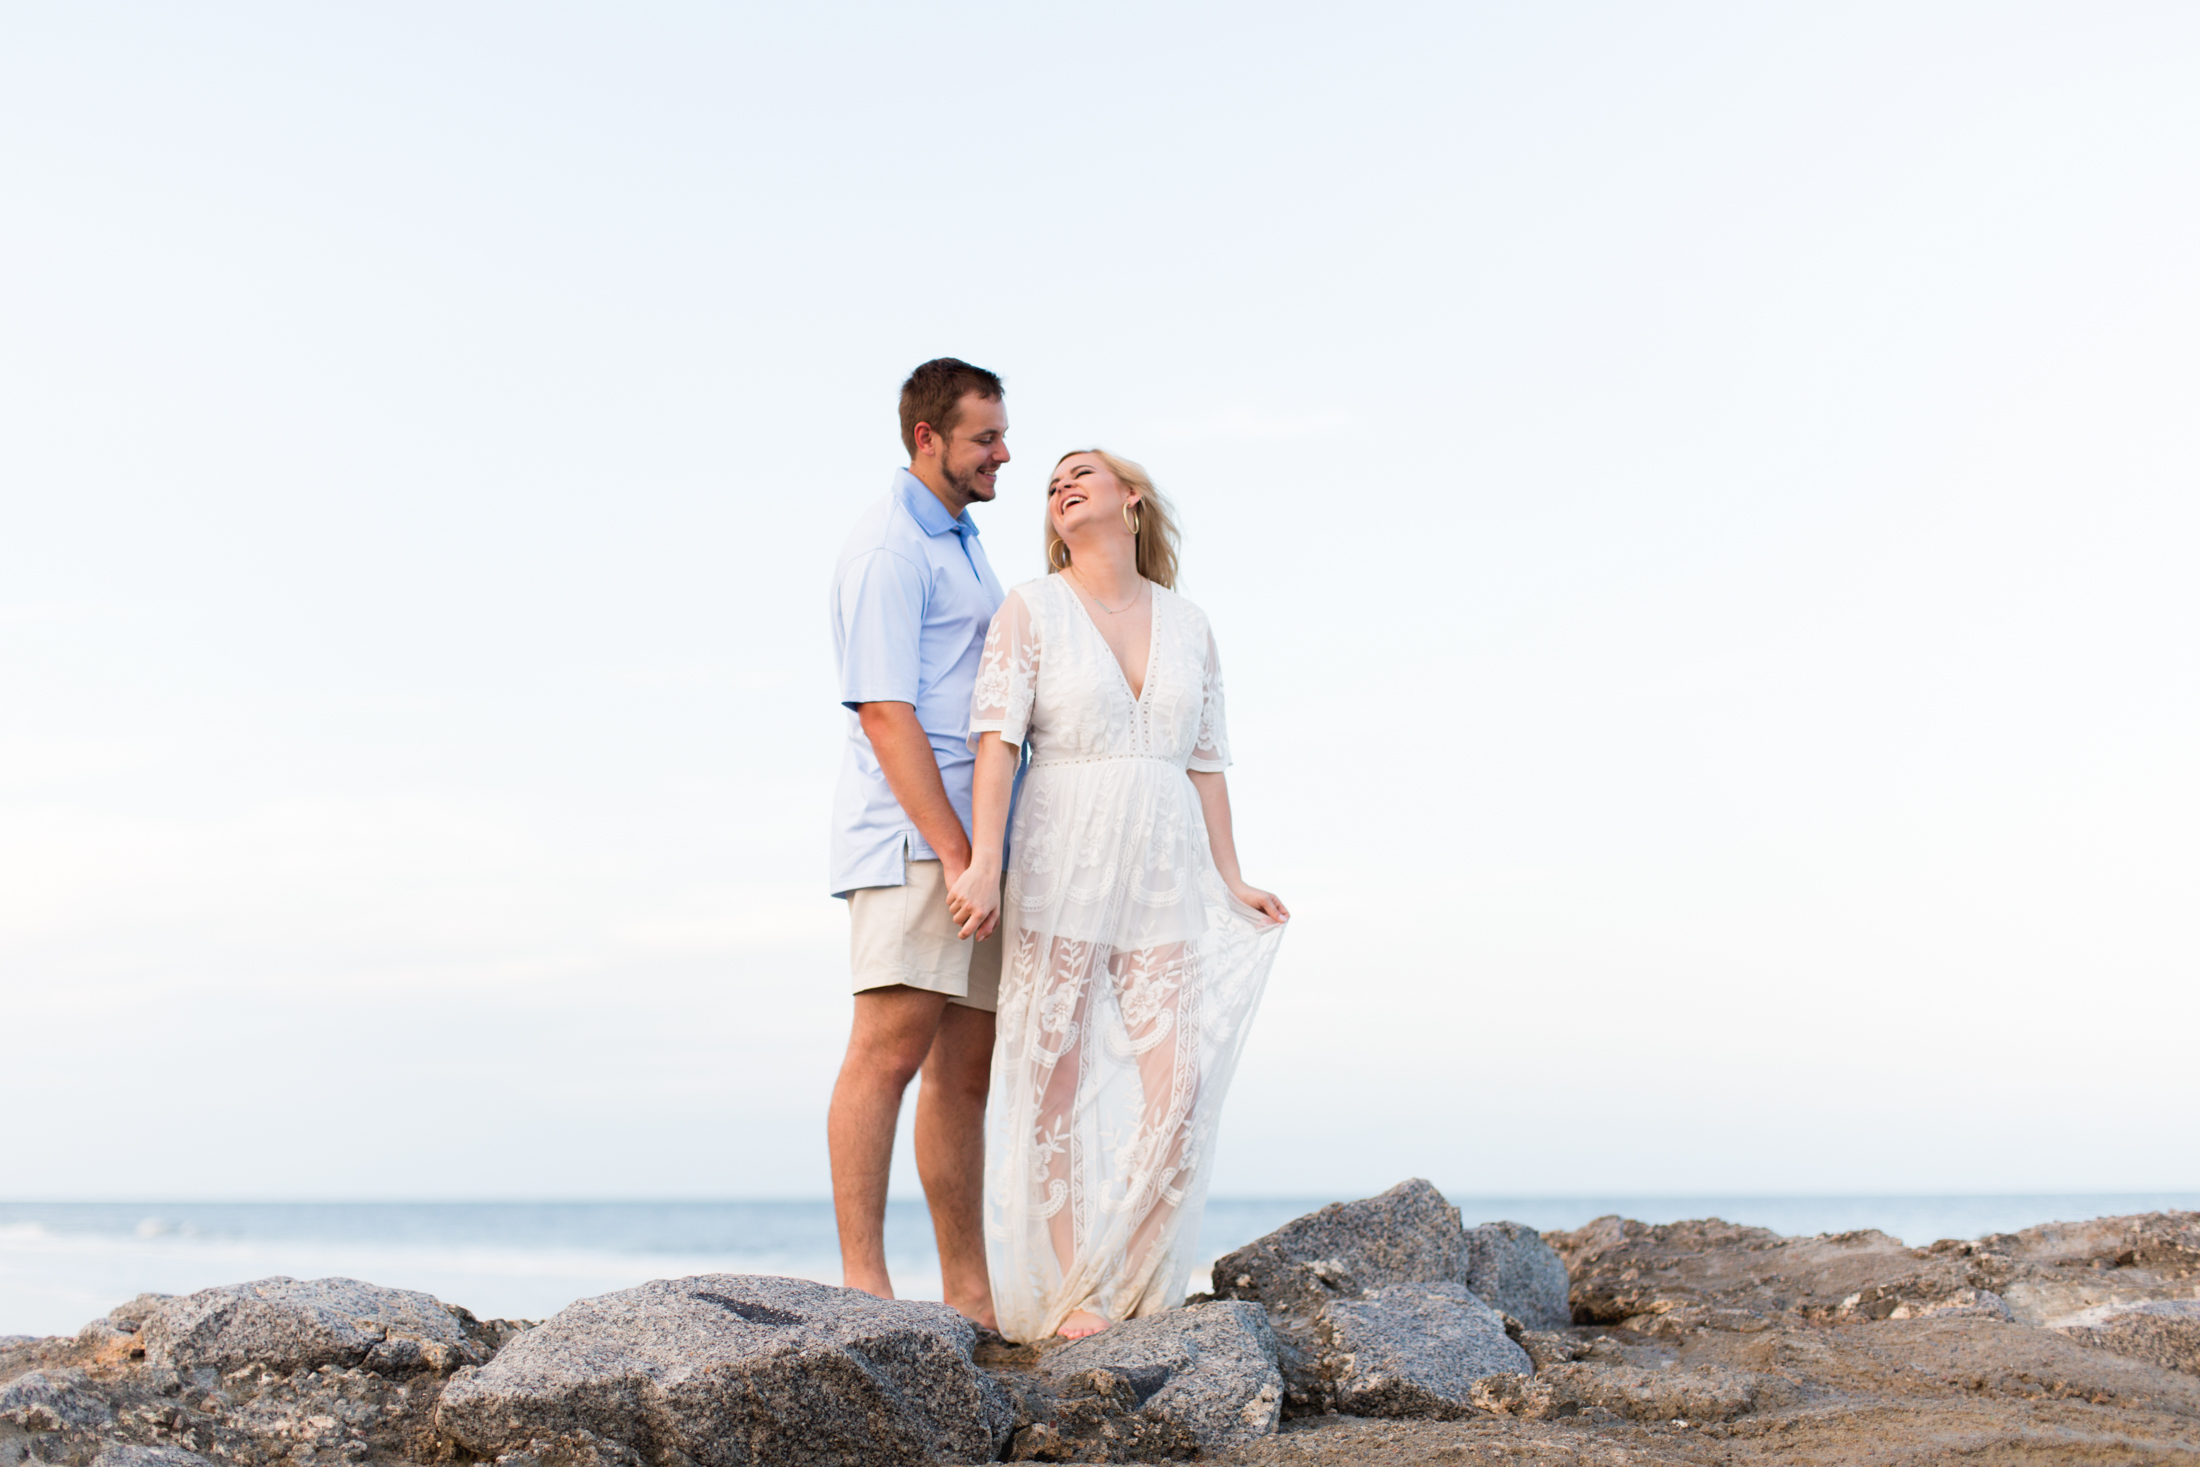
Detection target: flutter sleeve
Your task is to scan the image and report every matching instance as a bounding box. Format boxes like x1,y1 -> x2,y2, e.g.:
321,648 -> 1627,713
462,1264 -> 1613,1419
969,588 -> 1039,750
1188,624 -> 1231,772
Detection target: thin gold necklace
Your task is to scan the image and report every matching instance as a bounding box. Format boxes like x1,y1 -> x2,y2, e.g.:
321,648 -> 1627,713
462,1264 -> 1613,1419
1067,567 -> 1146,615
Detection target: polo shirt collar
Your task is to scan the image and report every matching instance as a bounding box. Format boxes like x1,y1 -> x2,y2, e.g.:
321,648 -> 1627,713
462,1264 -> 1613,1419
896,468 -> 978,539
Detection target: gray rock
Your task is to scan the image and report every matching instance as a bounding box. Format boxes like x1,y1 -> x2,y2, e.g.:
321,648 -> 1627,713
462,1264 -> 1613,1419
1000,1368 -> 1198,1463
436,1273 -> 1010,1467
109,1294 -> 173,1328
1211,1179 -> 1468,1316
2055,1299 -> 2200,1374
0,1368 -> 116,1429
1040,1301 -> 1283,1449
77,1318 -> 139,1349
94,1448 -> 218,1467
1208,1178 -> 1474,1409
1464,1221 -> 1573,1330
1313,1283 -> 1530,1419
138,1277 -> 485,1376
0,1335 -> 39,1349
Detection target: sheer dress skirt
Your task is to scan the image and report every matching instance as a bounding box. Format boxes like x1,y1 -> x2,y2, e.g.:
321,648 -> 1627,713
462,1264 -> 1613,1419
983,756 -> 1285,1341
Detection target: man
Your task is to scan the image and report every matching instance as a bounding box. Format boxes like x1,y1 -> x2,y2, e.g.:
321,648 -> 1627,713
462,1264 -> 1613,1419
826,357 -> 1011,1328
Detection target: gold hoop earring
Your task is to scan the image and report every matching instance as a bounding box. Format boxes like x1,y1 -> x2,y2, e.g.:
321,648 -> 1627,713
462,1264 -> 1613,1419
1122,502 -> 1141,536
1049,539 -> 1071,569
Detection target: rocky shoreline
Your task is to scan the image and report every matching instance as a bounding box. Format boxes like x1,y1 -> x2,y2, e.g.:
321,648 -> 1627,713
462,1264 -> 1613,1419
5,1182 -> 2196,1466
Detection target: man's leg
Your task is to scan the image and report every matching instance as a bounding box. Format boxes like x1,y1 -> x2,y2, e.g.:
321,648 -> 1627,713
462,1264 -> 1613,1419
828,984 -> 950,1299
915,1001 -> 997,1329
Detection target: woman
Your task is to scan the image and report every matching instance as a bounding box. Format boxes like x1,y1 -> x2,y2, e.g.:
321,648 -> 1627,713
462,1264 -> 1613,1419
948,449 -> 1288,1341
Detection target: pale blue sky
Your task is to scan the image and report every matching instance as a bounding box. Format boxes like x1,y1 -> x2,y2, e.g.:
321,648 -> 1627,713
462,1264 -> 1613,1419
4,2 -> 2195,1199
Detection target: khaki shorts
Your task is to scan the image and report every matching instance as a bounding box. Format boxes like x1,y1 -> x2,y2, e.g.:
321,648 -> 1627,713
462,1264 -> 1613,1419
847,857 -> 1002,1012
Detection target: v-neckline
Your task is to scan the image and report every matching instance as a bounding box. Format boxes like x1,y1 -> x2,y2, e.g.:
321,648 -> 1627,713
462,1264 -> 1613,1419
1061,573 -> 1158,705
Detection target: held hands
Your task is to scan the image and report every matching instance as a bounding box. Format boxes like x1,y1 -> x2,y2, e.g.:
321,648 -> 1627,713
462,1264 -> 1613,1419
947,858 -> 1003,942
1228,881 -> 1290,926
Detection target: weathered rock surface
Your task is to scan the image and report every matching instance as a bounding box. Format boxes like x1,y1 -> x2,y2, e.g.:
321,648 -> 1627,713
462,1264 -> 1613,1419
2052,1298 -> 2200,1375
1312,1282 -> 1529,1419
437,1273 -> 1008,1467
137,1278 -> 488,1377
1462,1221 -> 1572,1331
1037,1302 -> 1282,1451
1549,1208 -> 2200,1341
1472,1357 -> 1769,1424
2,1368 -> 118,1429
92,1447 -> 218,1467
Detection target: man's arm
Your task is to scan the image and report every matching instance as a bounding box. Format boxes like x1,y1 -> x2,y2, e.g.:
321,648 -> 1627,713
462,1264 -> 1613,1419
856,701 -> 973,881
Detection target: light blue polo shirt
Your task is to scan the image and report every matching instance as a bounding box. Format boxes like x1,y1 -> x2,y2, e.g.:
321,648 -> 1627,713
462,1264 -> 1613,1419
828,469 -> 1006,898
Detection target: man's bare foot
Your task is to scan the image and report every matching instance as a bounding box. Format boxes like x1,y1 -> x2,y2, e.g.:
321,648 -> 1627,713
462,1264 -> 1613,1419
1057,1308 -> 1110,1340
948,1296 -> 999,1332
843,1271 -> 895,1299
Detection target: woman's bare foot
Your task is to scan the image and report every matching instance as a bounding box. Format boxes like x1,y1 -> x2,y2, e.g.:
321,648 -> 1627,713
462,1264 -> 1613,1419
1057,1308 -> 1111,1340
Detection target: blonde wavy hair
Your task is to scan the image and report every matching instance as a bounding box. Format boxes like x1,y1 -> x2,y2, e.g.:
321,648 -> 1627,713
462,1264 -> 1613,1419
1044,449 -> 1180,590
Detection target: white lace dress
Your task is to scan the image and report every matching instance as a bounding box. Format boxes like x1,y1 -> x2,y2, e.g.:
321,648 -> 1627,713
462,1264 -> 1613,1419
969,573 -> 1286,1341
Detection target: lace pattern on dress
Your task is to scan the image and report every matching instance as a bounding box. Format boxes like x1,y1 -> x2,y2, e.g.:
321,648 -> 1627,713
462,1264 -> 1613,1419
974,575 -> 1284,1341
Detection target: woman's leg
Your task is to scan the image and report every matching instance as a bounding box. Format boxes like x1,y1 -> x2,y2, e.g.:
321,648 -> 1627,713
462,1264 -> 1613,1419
1106,942 -> 1199,1298
1021,936 -> 1098,1330
1021,937 -> 1202,1337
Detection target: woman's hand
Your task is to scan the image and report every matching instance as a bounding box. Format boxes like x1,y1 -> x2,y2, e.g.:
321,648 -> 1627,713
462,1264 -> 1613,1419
1227,880 -> 1289,925
948,859 -> 1003,942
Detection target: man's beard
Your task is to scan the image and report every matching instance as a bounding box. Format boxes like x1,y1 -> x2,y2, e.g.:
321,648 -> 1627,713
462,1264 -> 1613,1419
941,459 -> 994,505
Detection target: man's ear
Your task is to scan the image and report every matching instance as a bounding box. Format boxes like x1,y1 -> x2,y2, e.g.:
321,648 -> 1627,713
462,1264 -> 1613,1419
911,421 -> 940,459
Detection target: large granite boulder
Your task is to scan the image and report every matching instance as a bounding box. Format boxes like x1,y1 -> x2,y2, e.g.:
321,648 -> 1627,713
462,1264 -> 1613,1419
1211,1179 -> 1468,1316
436,1274 -> 1010,1467
138,1277 -> 486,1376
1313,1283 -> 1531,1418
1209,1179 -> 1570,1412
1035,1302 -> 1282,1451
1464,1222 -> 1573,1330
1209,1178 -> 1466,1407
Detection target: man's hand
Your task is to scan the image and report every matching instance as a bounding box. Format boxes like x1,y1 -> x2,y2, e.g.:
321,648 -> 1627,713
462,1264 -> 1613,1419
946,859 -> 1001,942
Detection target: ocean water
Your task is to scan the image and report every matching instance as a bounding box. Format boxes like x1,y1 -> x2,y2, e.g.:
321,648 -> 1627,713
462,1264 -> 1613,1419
5,1194 -> 2195,1340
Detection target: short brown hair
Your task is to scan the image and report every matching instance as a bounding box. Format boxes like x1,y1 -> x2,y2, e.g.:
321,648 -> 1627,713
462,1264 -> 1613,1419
899,358 -> 1004,457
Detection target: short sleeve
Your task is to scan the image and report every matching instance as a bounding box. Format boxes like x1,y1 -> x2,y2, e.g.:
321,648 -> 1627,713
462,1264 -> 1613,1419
1188,625 -> 1231,771
969,589 -> 1039,750
836,549 -> 927,708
